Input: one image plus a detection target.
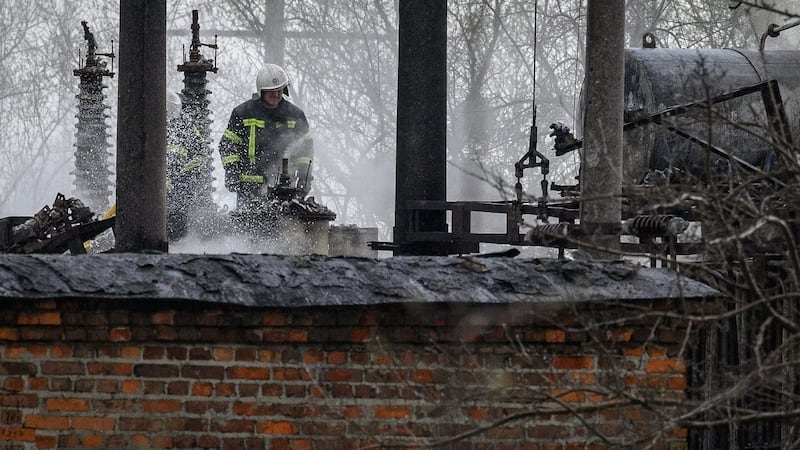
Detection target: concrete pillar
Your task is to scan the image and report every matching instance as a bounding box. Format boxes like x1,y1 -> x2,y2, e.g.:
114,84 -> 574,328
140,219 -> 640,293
116,1 -> 167,252
394,0 -> 448,255
580,0 -> 625,257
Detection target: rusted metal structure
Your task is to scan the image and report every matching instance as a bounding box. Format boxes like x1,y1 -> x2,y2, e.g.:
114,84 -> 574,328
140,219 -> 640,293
72,21 -> 115,215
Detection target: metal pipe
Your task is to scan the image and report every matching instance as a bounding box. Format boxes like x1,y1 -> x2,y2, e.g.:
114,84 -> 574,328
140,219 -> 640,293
116,1 -> 167,252
759,20 -> 800,51
580,0 -> 625,257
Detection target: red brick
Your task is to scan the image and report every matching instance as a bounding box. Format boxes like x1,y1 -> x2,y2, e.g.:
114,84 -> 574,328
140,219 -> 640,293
131,435 -> 150,446
25,345 -> 48,356
273,367 -> 307,381
262,313 -> 286,326
288,329 -> 308,342
624,346 -> 645,357
82,434 -> 103,447
324,368 -> 352,382
121,346 -> 142,359
0,427 -> 36,441
0,327 -> 18,340
17,311 -> 61,325
351,328 -> 371,342
469,407 -> 488,421
72,416 -> 115,431
154,326 -> 177,341
193,382 -> 213,396
373,405 -> 412,419
49,344 -> 71,357
46,398 -> 89,412
605,328 -> 633,342
342,406 -> 362,419
327,352 -> 347,364
152,436 -> 174,448
121,380 -> 141,394
97,379 -> 119,393
552,356 -> 593,370
143,399 -> 182,413
212,420 -> 255,433
215,383 -> 236,397
24,415 -> 70,430
304,350 -> 324,363
29,377 -> 48,390
270,438 -> 290,450
1,410 -> 21,425
411,369 -> 433,383
235,348 -> 257,361
152,311 -> 175,325
109,327 -> 132,342
257,421 -> 295,434
568,372 -> 597,385
3,377 -> 24,391
552,390 -> 585,402
233,402 -> 276,417
263,330 -> 288,342
212,347 -> 234,361
88,362 -> 133,376
3,346 -> 24,359
227,366 -> 269,380
35,434 -> 57,448
35,300 -> 57,309
254,350 -> 276,363
372,353 -> 392,365
41,361 -> 84,375
668,376 -> 687,390
309,386 -> 325,398
291,439 -> 313,450
646,359 -> 685,374
544,329 -> 566,343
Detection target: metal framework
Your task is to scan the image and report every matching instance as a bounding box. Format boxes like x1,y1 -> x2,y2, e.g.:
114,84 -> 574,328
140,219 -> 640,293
375,79 -> 795,265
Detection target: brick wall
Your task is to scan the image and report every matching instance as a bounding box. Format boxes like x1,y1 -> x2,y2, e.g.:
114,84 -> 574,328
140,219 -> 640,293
0,298 -> 697,449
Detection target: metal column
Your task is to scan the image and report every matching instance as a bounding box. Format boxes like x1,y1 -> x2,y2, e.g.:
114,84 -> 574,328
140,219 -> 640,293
394,0 -> 448,255
116,1 -> 167,252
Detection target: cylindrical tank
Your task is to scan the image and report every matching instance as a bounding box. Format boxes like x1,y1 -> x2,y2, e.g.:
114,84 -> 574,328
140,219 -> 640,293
579,48 -> 800,182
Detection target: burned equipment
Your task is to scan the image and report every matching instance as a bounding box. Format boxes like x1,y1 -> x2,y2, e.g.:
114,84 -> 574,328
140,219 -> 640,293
73,21 -> 115,214
0,194 -> 114,255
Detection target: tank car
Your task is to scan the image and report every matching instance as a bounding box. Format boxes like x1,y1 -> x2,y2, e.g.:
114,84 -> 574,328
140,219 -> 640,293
577,47 -> 800,183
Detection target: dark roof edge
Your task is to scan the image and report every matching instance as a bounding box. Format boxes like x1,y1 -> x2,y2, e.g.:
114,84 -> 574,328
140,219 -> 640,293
0,253 -> 718,307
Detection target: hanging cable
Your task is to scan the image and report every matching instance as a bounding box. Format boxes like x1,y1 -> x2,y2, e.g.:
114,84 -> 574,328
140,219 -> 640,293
570,0 -> 583,171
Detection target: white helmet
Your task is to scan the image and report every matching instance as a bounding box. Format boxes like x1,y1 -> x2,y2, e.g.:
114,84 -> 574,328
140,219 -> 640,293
256,63 -> 290,92
166,90 -> 181,119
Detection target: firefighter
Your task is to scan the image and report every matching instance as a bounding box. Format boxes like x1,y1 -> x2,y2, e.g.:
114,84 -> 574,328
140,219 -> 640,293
218,64 -> 313,206
166,90 -> 204,240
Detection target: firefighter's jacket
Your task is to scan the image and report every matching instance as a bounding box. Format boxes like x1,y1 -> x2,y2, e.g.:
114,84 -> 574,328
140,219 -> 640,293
166,114 -> 205,240
219,95 -> 313,197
